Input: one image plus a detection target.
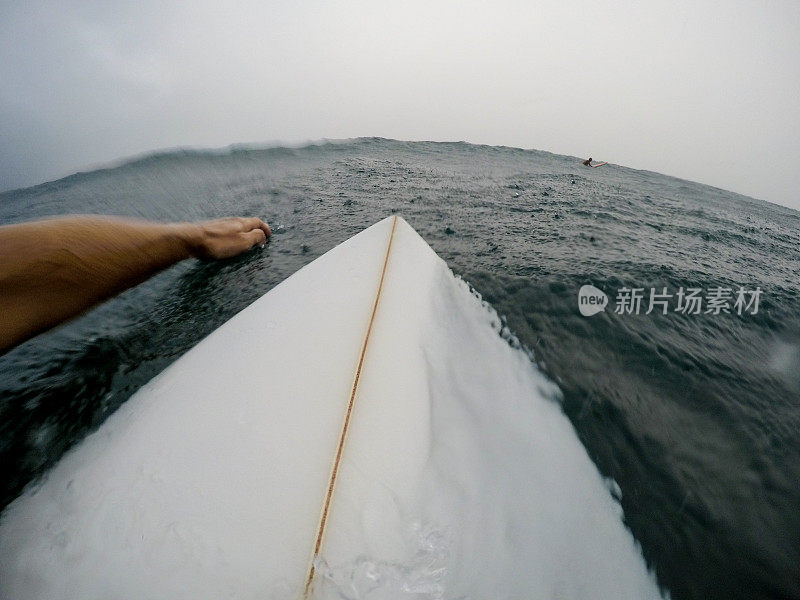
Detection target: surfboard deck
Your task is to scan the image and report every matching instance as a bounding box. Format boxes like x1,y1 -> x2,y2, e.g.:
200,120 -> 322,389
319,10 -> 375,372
591,161 -> 608,168
0,216 -> 664,599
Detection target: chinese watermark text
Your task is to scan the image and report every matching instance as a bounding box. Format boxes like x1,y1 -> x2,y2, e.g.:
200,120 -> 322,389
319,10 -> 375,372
578,285 -> 762,317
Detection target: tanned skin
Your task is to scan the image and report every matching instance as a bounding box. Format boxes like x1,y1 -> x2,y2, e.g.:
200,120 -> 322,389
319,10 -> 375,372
0,215 -> 271,354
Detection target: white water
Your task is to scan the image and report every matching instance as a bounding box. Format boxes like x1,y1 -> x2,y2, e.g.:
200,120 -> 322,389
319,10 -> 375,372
0,217 -> 666,599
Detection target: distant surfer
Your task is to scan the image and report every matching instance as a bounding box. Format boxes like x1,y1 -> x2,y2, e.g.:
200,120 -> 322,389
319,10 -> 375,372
582,157 -> 607,168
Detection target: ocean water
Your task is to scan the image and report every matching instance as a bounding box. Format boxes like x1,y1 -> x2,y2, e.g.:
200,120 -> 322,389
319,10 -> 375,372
0,138 -> 798,600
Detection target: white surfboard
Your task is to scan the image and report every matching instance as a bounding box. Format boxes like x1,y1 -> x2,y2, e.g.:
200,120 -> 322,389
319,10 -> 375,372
0,216 -> 664,599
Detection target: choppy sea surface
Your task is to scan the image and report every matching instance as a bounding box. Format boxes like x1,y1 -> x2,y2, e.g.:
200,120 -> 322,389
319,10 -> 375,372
0,138 -> 798,600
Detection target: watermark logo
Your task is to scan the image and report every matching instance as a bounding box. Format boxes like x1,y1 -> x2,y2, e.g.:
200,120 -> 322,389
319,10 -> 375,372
578,284 -> 609,317
578,285 -> 762,317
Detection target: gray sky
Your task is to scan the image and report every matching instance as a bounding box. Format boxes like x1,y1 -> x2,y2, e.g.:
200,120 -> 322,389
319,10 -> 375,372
2,0 -> 799,210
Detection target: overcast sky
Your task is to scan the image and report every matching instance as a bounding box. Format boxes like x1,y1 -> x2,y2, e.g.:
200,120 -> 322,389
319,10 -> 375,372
1,0 -> 798,209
